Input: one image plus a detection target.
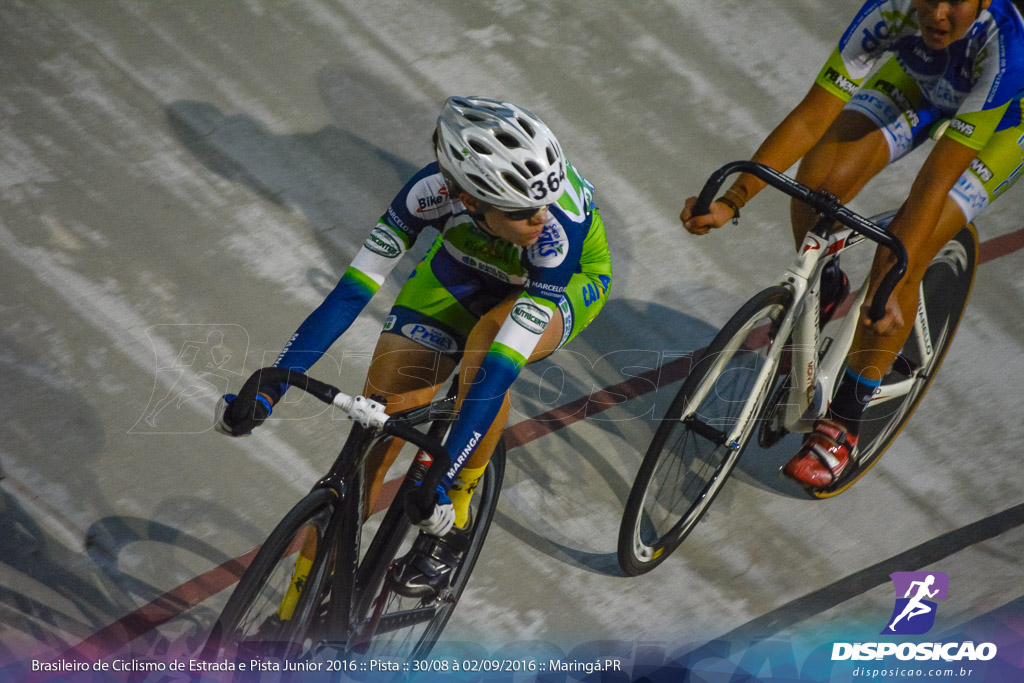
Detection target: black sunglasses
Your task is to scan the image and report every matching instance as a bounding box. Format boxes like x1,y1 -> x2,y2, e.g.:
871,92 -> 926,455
499,206 -> 544,221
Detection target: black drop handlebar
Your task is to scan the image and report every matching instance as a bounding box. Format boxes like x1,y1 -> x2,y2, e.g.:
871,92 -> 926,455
693,160 -> 908,322
230,367 -> 451,519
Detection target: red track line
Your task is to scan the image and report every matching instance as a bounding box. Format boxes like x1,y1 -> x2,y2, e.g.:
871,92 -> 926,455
980,225 -> 1024,264
54,226 -> 1024,661
57,548 -> 257,661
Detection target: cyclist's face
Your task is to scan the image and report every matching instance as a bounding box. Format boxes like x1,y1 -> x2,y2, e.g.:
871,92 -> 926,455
915,0 -> 991,49
460,194 -> 549,246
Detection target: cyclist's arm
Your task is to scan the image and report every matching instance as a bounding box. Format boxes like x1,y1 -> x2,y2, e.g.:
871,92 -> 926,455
861,134 -> 980,334
261,227 -> 410,403
739,84 -> 848,202
260,164 -> 448,403
438,291 -> 558,487
684,1 -> 891,233
682,83 -> 847,233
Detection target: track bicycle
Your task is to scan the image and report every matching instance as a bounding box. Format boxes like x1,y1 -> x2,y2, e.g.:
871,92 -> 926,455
204,366 -> 505,661
618,160 -> 978,576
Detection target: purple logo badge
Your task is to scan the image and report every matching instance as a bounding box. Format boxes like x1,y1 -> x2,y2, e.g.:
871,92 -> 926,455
882,571 -> 949,635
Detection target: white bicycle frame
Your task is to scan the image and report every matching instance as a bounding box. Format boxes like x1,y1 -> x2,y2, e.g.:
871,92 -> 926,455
771,210 -> 941,435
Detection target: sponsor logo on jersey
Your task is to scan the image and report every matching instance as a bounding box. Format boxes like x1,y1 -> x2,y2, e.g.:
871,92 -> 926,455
583,274 -> 611,307
401,323 -> 457,353
527,223 -> 569,267
860,20 -> 891,54
969,158 -> 993,183
912,43 -> 935,64
529,280 -> 565,296
949,117 -> 976,138
407,176 -> 450,218
364,226 -> 402,258
557,297 -> 573,347
417,183 -> 449,212
383,314 -> 397,332
824,67 -> 859,96
510,301 -> 551,335
460,255 -> 515,283
875,79 -> 920,126
385,207 -> 411,235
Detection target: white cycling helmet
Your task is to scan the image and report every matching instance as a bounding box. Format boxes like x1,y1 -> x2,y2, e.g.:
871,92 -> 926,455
435,96 -> 567,210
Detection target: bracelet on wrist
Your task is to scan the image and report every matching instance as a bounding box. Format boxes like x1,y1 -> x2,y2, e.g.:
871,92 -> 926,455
715,196 -> 741,224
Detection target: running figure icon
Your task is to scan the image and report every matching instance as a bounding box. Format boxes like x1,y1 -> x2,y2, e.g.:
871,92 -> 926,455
889,575 -> 939,631
883,571 -> 949,635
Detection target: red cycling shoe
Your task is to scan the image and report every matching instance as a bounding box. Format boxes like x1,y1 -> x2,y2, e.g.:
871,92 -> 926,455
783,420 -> 858,487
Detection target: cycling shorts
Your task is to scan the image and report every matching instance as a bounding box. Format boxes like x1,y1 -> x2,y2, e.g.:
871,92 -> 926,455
383,209 -> 611,361
845,56 -> 1024,223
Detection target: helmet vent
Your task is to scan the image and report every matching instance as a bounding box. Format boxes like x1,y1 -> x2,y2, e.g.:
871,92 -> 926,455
469,139 -> 492,154
501,172 -> 529,196
512,162 -> 531,179
517,117 -> 536,138
546,147 -> 557,165
449,144 -> 464,159
466,173 -> 497,195
524,160 -> 542,176
494,131 -> 520,149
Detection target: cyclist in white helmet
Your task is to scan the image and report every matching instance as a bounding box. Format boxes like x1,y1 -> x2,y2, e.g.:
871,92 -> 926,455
219,96 -> 612,596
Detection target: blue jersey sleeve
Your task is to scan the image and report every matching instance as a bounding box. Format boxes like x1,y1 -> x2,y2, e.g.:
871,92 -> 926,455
263,162 -> 448,401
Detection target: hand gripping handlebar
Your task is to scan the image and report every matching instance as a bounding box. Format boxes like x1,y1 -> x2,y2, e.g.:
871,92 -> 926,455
230,367 -> 451,520
693,160 -> 908,322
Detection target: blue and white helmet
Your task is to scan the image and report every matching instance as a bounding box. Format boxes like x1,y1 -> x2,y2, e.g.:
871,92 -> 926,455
435,96 -> 567,210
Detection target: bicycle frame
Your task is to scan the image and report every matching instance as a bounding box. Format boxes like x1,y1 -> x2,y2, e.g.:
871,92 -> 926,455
690,161 -> 909,443
771,210 -> 946,436
774,224 -> 870,434
221,366 -> 456,653
314,393 -> 460,648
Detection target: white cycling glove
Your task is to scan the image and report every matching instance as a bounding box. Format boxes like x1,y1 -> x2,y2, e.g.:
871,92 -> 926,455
417,489 -> 455,536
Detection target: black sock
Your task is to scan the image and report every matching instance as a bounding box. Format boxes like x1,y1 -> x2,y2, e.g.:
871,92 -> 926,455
828,367 -> 880,437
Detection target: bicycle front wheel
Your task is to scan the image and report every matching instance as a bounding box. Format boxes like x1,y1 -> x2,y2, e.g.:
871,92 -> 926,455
810,223 -> 978,498
351,437 -> 506,660
205,488 -> 335,659
618,286 -> 792,576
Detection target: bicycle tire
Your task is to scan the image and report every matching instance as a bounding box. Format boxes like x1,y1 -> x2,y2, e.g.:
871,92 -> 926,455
809,223 -> 978,498
205,487 -> 336,659
350,437 -> 506,660
618,286 -> 792,576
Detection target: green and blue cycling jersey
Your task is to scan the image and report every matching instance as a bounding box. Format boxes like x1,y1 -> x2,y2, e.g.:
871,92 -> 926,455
817,0 -> 1024,219
269,160 -> 611,486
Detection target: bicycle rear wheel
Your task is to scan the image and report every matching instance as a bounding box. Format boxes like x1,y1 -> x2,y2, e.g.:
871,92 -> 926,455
618,286 -> 792,576
206,487 -> 335,659
809,223 -> 978,498
350,437 -> 506,659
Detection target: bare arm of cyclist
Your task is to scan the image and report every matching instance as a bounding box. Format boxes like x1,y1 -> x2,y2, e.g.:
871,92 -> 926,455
859,134 -> 981,335
681,84 -> 847,233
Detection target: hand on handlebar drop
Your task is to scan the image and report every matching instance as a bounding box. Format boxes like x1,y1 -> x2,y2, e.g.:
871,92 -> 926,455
215,393 -> 273,437
416,485 -> 455,536
859,289 -> 905,336
680,196 -> 735,235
